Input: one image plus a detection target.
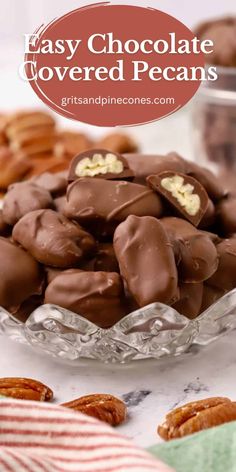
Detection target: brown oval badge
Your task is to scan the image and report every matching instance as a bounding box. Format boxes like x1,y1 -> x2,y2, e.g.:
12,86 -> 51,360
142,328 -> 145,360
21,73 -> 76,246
22,3 -> 208,126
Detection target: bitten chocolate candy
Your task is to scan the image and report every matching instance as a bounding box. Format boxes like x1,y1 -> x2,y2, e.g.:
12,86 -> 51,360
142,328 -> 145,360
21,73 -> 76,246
0,237 -> 44,313
216,197 -> 236,235
172,282 -> 203,319
114,215 -> 178,307
45,270 -> 125,328
64,178 -> 163,234
12,209 -> 96,268
68,149 -> 134,182
161,217 -> 219,283
208,236 -> 236,291
147,171 -> 209,226
124,152 -> 187,184
2,182 -> 53,226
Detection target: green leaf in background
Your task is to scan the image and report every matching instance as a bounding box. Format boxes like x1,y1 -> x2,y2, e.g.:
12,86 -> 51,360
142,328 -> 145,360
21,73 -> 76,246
148,421 -> 236,472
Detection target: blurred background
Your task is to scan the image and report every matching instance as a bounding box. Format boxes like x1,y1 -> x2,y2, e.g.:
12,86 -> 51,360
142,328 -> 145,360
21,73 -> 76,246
0,0 -> 236,158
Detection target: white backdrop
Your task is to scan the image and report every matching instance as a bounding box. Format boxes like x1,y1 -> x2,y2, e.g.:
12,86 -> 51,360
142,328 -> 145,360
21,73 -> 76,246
0,0 -> 235,157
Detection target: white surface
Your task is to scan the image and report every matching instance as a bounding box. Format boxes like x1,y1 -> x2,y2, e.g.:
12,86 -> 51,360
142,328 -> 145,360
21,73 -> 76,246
0,332 -> 236,448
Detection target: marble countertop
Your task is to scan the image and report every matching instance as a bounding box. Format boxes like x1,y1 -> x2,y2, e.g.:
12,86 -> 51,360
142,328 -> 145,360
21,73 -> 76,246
0,331 -> 236,448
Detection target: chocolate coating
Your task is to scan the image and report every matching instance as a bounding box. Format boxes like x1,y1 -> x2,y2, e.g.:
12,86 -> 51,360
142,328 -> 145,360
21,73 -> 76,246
2,182 -> 53,226
208,237 -> 236,290
68,149 -> 134,182
0,210 -> 10,236
45,270 -> 125,328
11,295 -> 43,323
161,217 -> 219,282
13,209 -> 96,268
114,215 -> 178,307
195,17 -> 236,67
147,171 -> 209,226
0,237 -> 44,313
199,199 -> 215,229
172,282 -> 203,319
124,152 -> 186,184
64,178 -> 163,235
31,171 -> 67,197
200,284 -> 226,313
216,197 -> 236,235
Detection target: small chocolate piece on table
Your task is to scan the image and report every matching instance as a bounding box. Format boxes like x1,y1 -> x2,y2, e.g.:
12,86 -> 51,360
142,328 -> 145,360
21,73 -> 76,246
147,171 -> 209,226
68,149 -> 134,182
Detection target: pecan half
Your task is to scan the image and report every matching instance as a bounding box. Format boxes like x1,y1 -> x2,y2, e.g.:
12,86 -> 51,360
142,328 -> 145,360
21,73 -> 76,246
61,394 -> 127,426
158,397 -> 236,440
0,377 -> 53,401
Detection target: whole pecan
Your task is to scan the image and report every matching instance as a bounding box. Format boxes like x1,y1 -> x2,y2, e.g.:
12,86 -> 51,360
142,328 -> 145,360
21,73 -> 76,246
61,393 -> 127,426
0,377 -> 53,401
158,397 -> 236,440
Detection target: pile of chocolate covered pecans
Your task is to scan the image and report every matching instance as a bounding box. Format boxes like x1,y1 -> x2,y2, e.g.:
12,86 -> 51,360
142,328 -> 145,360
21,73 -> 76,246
0,149 -> 235,326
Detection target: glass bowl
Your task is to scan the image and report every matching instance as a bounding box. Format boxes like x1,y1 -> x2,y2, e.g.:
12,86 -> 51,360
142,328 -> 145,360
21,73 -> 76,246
192,65 -> 236,172
1,289 -> 236,363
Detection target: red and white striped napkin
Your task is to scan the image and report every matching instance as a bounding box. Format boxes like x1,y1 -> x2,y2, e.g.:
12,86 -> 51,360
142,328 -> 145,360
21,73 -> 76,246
0,399 -> 173,472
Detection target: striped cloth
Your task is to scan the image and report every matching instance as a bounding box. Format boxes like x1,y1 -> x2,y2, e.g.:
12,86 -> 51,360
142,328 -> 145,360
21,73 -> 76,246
0,399 -> 173,472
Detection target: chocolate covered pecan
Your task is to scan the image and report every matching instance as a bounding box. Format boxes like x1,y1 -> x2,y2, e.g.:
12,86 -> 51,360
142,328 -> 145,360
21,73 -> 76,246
147,171 -> 209,226
161,217 -> 219,282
